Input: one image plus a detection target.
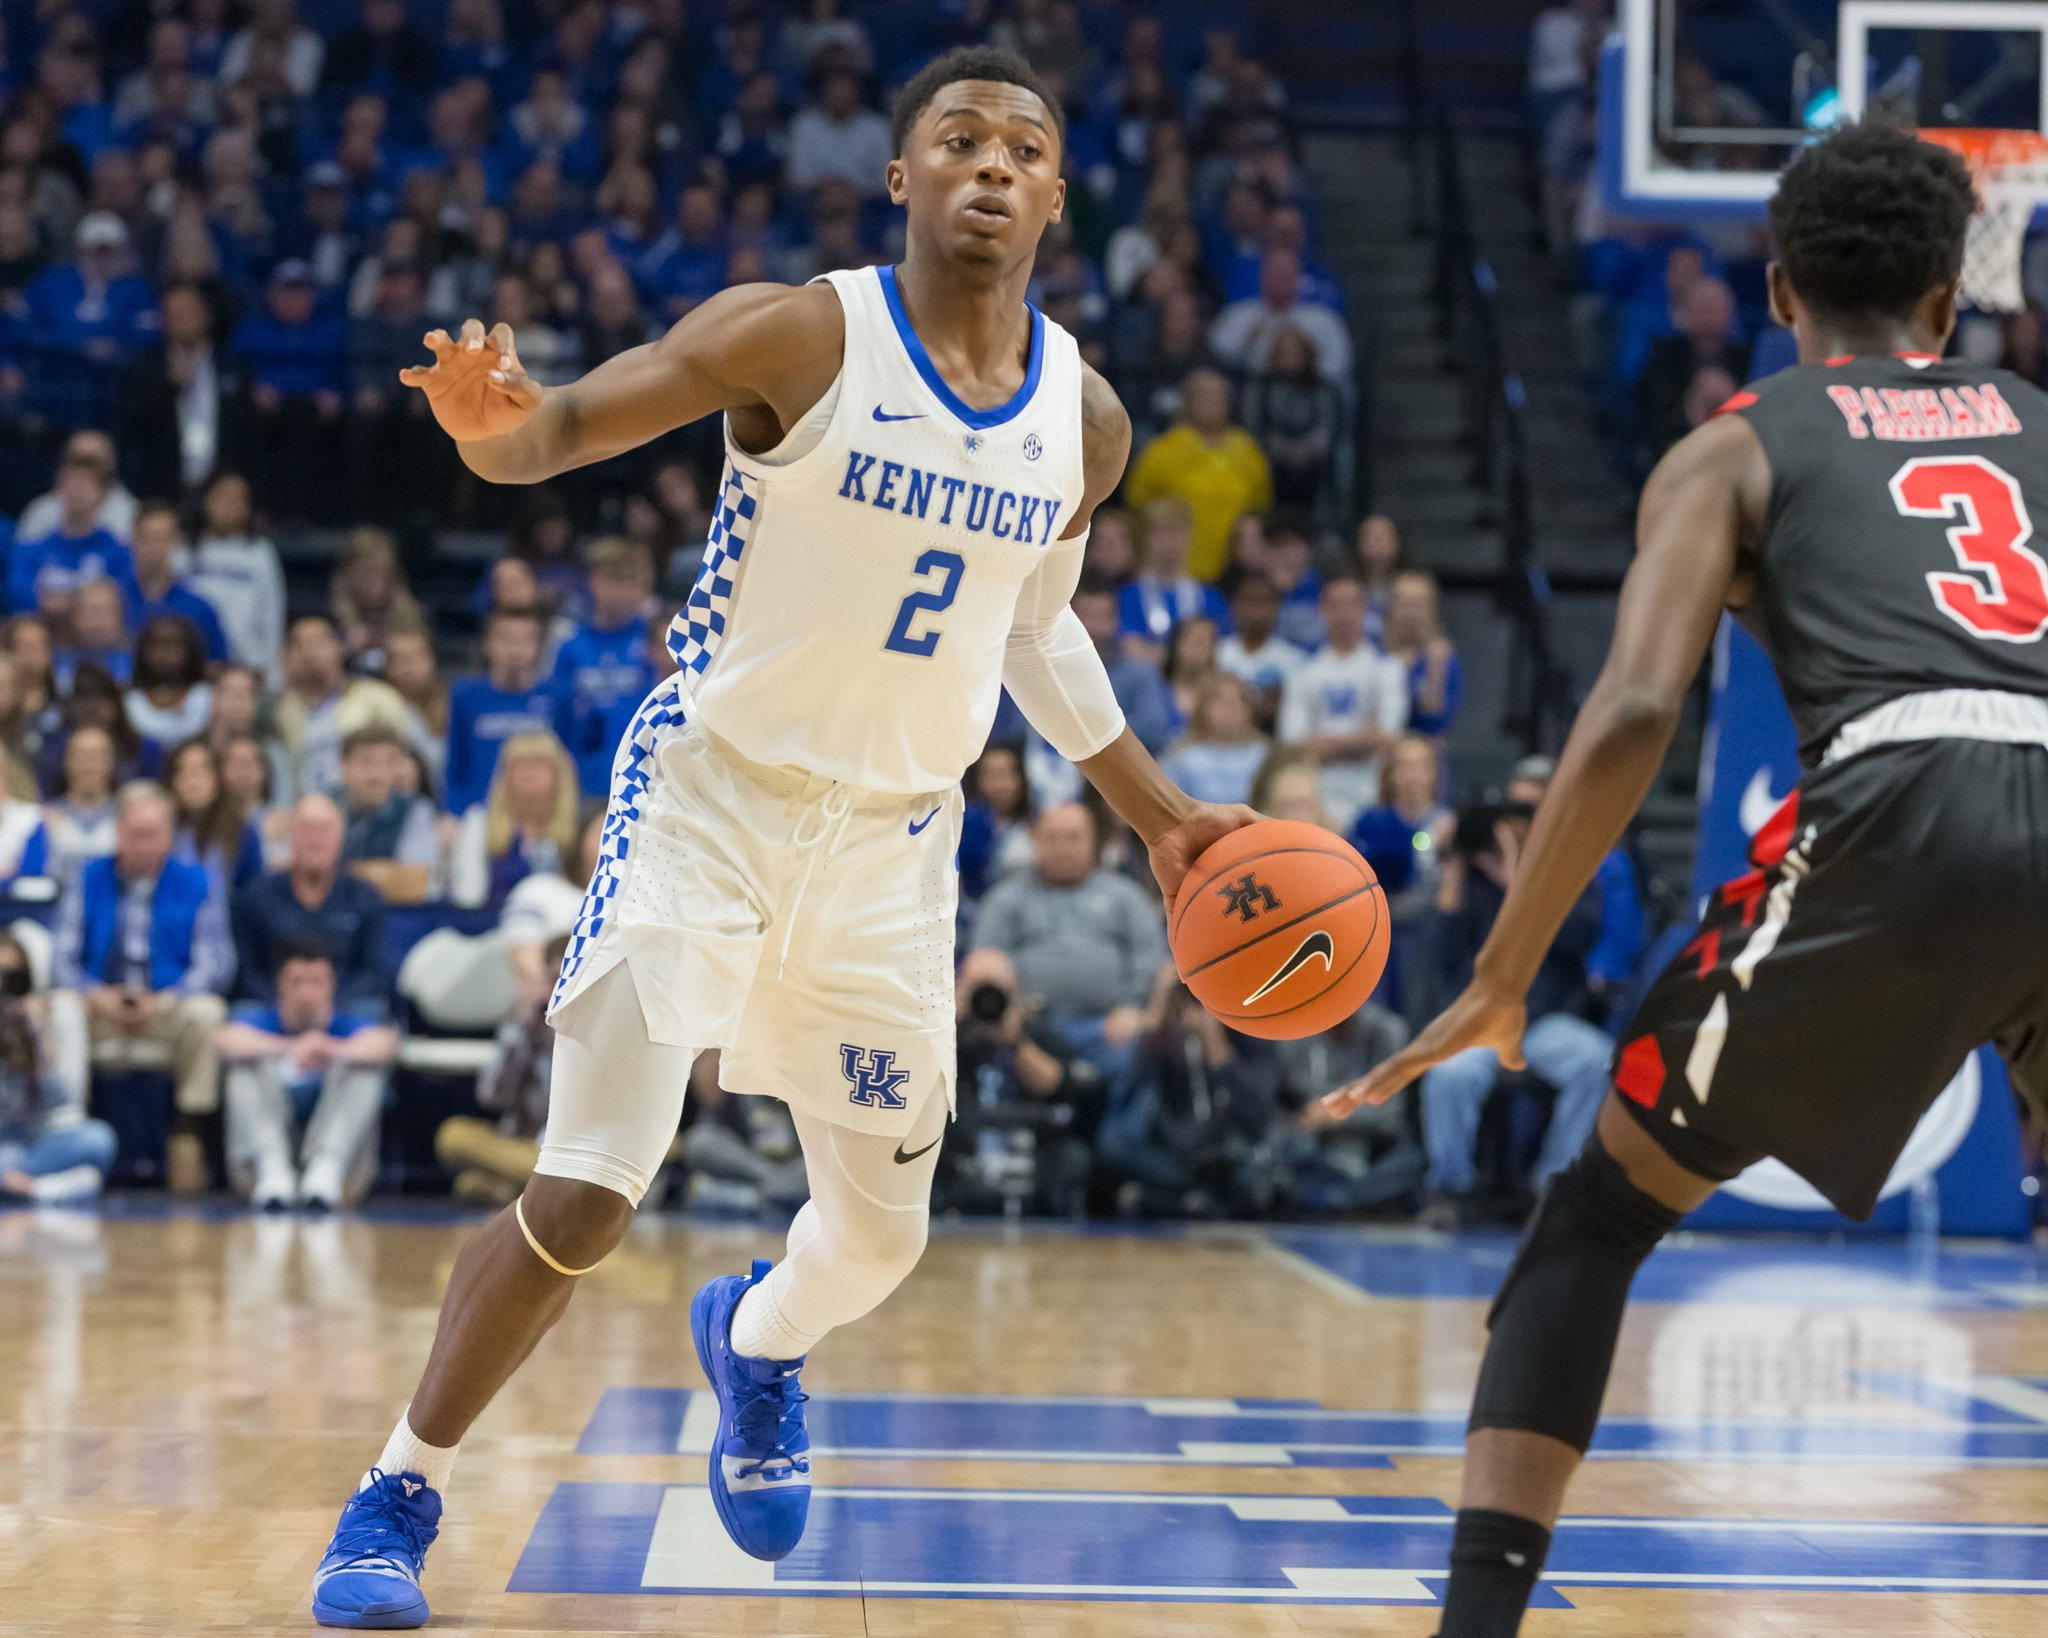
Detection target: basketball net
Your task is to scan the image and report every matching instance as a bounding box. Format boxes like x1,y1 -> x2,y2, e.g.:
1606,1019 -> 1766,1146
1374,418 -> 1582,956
1920,127 -> 2048,315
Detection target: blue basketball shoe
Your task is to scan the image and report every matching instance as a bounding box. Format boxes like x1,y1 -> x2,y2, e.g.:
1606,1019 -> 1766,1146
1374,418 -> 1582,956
689,1257 -> 811,1560
310,1468 -> 439,1628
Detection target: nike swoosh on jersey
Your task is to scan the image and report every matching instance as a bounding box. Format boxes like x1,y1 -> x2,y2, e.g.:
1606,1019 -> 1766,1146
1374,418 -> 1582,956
908,807 -> 942,835
1243,929 -> 1336,1005
893,1134 -> 942,1164
872,406 -> 924,422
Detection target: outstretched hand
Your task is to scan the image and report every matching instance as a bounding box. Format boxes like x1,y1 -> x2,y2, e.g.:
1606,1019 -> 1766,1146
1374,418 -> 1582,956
1320,981 -> 1528,1117
400,318 -> 545,443
1145,802 -> 1262,902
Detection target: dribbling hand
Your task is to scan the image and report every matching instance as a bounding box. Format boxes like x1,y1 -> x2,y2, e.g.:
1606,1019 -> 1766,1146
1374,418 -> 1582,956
400,318 -> 544,443
1144,802 -> 1262,902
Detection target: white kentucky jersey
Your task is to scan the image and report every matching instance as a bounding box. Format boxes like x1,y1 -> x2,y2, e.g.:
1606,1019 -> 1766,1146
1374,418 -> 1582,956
667,264 -> 1087,794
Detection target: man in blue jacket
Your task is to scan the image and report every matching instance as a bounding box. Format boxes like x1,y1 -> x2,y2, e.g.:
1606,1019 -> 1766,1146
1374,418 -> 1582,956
53,781 -> 232,1190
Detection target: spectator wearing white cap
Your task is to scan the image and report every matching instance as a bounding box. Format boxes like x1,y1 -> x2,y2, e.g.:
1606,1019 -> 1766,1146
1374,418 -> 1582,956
20,211 -> 161,364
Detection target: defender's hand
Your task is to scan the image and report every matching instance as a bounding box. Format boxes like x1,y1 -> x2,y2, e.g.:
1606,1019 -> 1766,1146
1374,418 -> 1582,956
1145,802 -> 1261,902
1321,982 -> 1527,1115
400,319 -> 543,443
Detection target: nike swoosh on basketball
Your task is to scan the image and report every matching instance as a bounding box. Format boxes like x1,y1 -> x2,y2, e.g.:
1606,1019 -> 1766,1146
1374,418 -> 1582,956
893,1135 -> 941,1164
873,405 -> 924,422
908,808 -> 942,835
1243,929 -> 1336,1005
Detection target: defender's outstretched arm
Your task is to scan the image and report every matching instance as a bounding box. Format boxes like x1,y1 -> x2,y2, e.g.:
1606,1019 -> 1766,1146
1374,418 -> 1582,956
399,283 -> 846,485
1325,409 -> 1764,1113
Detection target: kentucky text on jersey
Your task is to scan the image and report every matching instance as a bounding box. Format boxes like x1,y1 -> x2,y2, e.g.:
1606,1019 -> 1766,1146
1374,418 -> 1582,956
1825,382 -> 2024,442
837,450 -> 1064,543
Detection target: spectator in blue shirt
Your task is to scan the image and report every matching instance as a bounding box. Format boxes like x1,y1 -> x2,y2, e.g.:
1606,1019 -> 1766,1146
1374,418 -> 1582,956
216,938 -> 398,1210
127,502 -> 229,663
231,260 -> 348,522
552,539 -> 656,796
9,454 -> 138,619
1507,755 -> 1648,1005
53,581 -> 133,692
321,0 -> 439,102
1071,575 -> 1175,754
1382,569 -> 1463,740
443,608 -> 559,814
638,183 -> 730,321
1117,497 -> 1230,664
53,782 -> 231,1164
0,928 -> 117,1205
233,260 -> 347,403
231,794 -> 388,1016
22,212 -> 160,364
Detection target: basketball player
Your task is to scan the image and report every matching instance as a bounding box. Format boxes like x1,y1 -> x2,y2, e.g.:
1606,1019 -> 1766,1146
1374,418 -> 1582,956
308,49 -> 1255,1628
1324,125 -> 2048,1636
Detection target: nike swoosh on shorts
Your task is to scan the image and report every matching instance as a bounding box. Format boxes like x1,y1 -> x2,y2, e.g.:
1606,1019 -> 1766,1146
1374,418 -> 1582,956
1243,929 -> 1336,1005
908,808 -> 941,835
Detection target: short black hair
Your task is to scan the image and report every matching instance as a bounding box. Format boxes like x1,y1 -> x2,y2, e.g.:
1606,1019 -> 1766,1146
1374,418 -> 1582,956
276,937 -> 335,971
1768,124 -> 1978,324
890,45 -> 1064,158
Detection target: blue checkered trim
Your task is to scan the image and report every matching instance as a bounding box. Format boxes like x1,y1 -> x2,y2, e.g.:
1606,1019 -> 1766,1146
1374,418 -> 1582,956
667,462 -> 759,677
550,461 -> 761,1013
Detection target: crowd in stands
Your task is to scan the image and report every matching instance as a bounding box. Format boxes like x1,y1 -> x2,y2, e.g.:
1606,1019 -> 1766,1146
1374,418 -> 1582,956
0,1 -> 1648,1227
1531,0 -> 2048,481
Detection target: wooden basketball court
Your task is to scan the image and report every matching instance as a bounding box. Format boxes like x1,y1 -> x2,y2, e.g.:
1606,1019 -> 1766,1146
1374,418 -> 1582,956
6,1202 -> 2047,1634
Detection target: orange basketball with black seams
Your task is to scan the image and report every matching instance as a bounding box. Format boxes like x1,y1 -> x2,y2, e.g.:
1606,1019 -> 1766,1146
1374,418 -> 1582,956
1168,819 -> 1389,1041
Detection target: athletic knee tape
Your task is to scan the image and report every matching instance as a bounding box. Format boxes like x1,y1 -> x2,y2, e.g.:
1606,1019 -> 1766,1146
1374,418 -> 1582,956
514,1195 -> 600,1277
1467,1133 -> 1682,1454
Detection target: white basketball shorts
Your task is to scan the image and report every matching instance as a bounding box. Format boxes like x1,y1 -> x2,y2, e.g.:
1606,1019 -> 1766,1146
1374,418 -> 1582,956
548,695 -> 960,1138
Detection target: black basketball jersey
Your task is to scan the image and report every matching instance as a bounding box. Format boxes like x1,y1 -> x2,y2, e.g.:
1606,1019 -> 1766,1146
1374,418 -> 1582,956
1727,354 -> 2048,764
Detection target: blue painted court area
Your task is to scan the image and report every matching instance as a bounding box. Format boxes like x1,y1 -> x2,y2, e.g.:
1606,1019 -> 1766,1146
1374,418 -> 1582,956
508,1483 -> 2048,1604
576,1383 -> 2048,1468
1269,1226 -> 2048,1309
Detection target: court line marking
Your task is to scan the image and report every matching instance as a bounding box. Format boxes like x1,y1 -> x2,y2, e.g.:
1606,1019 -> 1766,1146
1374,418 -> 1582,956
635,1577 -> 1442,1600
676,1390 -> 719,1455
642,1487 -> 773,1590
1540,1574 -> 2048,1590
1928,1373 -> 2048,1425
1236,1230 -> 1376,1306
800,1445 -> 1309,1466
615,1384 -> 2048,1428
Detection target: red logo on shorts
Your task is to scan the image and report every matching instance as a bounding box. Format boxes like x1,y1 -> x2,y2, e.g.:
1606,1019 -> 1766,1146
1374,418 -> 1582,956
1614,1035 -> 1666,1109
1748,790 -> 1801,870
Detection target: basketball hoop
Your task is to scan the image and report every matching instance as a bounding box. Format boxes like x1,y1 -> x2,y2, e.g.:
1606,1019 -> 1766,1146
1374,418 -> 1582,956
1920,127 -> 2048,315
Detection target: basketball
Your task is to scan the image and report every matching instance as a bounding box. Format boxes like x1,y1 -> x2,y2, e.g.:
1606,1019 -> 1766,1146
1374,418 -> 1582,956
1168,819 -> 1389,1041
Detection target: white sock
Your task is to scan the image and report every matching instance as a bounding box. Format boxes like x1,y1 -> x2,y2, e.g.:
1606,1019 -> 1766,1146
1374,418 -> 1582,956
360,1408 -> 458,1494
729,1273 -> 819,1362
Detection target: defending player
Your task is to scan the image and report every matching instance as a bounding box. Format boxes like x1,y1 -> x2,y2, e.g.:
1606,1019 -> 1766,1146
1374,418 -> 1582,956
1325,125 -> 2048,1636
308,48 -> 1255,1629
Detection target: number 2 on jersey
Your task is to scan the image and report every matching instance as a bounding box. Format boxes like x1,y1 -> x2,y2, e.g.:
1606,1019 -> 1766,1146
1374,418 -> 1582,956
884,548 -> 966,657
1889,454 -> 2048,642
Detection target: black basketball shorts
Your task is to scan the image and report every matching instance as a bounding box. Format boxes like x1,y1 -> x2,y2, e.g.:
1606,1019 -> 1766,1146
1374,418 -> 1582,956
1611,737 -> 2048,1220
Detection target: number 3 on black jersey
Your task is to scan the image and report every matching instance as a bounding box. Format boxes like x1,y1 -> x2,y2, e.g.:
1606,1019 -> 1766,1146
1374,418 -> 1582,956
1888,454 -> 2048,642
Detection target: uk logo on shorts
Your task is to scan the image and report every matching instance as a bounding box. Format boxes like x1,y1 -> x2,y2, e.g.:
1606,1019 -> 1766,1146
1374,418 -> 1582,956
840,1045 -> 910,1109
